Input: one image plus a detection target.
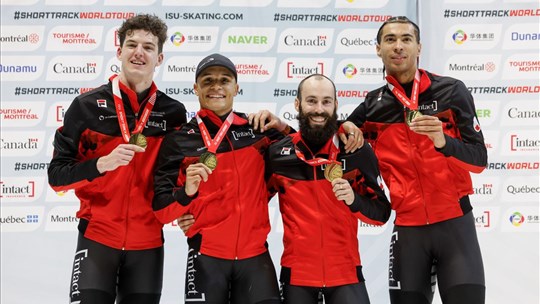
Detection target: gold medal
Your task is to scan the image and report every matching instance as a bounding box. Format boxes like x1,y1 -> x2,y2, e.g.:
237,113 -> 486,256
324,163 -> 343,182
406,109 -> 423,126
129,133 -> 147,148
199,152 -> 217,170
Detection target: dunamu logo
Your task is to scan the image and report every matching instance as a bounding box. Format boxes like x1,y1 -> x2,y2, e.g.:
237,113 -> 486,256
70,249 -> 88,304
185,248 -> 206,302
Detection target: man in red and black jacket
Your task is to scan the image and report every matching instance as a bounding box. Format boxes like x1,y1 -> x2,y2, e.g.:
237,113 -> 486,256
266,74 -> 391,304
48,14 -> 187,304
347,16 -> 487,304
152,53 -> 288,304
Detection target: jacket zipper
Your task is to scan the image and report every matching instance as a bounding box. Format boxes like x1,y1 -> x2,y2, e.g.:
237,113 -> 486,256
314,165 -> 326,287
404,109 -> 429,224
226,136 -> 241,260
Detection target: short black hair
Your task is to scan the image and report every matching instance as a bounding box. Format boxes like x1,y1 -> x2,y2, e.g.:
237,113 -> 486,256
296,74 -> 336,101
117,14 -> 168,53
376,16 -> 420,44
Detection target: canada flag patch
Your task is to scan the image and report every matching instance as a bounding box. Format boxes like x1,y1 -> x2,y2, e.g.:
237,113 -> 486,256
473,117 -> 481,132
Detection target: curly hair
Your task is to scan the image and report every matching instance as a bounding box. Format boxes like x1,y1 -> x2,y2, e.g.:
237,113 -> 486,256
117,14 -> 168,53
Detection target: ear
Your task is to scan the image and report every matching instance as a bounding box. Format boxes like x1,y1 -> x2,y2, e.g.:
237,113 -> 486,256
116,47 -> 122,60
294,98 -> 300,112
376,44 -> 382,58
417,42 -> 422,58
234,84 -> 239,96
193,83 -> 198,96
156,53 -> 164,67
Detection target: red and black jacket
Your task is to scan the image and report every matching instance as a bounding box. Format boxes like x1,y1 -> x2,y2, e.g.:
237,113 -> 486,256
347,69 -> 487,226
266,133 -> 391,287
48,80 -> 186,250
152,110 -> 285,260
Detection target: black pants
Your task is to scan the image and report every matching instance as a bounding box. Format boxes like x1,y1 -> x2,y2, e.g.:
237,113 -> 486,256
184,249 -> 280,304
388,211 -> 485,304
280,282 -> 371,304
69,233 -> 164,304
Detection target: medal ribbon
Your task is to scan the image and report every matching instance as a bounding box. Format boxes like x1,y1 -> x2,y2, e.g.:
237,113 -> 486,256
196,111 -> 235,154
386,69 -> 421,110
292,133 -> 341,167
111,74 -> 157,143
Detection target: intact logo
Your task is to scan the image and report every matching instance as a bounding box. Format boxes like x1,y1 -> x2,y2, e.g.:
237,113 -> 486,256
231,129 -> 255,140
506,131 -> 539,155
277,57 -> 333,83
56,105 -> 66,122
475,211 -> 490,228
0,180 -> 36,199
287,61 -> 324,79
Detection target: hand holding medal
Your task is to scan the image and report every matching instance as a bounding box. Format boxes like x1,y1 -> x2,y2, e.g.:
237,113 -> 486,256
331,178 -> 354,206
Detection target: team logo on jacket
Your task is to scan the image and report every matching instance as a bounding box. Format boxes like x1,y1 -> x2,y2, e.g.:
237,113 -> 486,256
280,147 -> 291,155
231,129 -> 255,140
96,99 -> 107,108
473,117 -> 481,132
187,129 -> 195,134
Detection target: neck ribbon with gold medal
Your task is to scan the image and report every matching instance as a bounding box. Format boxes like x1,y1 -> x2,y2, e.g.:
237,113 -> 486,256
111,74 -> 156,148
293,133 -> 343,182
386,69 -> 422,125
195,111 -> 235,170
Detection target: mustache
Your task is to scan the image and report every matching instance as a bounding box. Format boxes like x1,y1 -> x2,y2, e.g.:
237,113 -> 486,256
303,112 -> 331,121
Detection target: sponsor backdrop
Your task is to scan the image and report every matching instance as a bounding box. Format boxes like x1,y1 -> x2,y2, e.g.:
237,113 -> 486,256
1,0 -> 538,303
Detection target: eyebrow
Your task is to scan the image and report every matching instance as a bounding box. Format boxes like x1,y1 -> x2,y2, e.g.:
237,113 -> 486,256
384,32 -> 415,38
124,38 -> 157,46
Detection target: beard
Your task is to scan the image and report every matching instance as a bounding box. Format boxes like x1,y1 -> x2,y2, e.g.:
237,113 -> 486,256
297,107 -> 339,148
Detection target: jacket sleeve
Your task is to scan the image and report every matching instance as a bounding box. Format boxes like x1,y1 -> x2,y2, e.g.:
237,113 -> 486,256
48,97 -> 103,192
346,99 -> 367,127
264,142 -> 280,202
152,130 -> 194,224
436,80 -> 487,173
346,143 -> 391,225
